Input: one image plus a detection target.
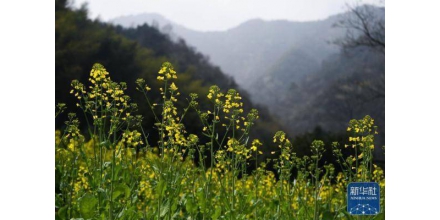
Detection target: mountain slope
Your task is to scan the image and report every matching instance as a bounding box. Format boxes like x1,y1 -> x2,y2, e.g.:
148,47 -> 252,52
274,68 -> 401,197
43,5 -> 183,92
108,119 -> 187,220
110,7 -> 385,150
111,14 -> 345,89
56,0 -> 283,152
285,48 -> 385,146
250,47 -> 320,107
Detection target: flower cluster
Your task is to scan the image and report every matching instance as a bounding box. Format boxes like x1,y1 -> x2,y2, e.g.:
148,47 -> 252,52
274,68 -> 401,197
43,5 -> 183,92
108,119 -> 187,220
71,64 -> 135,137
273,131 -> 293,161
250,139 -> 263,155
207,85 -> 224,106
157,62 -> 177,81
223,89 -> 243,115
121,130 -> 144,147
56,62 -> 385,219
347,115 -> 376,133
226,138 -> 251,159
63,113 -> 83,141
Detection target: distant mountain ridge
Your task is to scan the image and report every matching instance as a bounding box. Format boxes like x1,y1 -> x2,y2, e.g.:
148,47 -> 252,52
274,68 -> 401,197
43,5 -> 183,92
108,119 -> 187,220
109,13 -> 171,28
56,0 -> 284,154
110,11 -> 348,90
111,6 -> 385,151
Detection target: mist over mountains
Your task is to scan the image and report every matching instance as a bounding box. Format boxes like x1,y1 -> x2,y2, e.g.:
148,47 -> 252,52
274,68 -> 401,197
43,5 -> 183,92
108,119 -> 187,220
111,6 -> 385,156
110,13 -> 342,88
56,0 -> 289,158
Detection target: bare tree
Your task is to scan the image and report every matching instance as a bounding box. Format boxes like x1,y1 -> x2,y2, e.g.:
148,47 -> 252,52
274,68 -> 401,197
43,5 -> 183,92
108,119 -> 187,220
332,3 -> 385,100
334,4 -> 385,53
331,2 -> 386,151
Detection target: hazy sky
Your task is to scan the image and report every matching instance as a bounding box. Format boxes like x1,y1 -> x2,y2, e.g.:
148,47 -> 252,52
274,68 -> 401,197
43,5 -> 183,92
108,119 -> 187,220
72,0 -> 383,31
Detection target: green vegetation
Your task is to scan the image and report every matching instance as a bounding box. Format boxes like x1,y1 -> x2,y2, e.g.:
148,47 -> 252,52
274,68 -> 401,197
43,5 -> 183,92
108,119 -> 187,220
55,62 -> 384,219
56,0 -> 281,153
110,7 -> 385,149
56,2 -> 385,219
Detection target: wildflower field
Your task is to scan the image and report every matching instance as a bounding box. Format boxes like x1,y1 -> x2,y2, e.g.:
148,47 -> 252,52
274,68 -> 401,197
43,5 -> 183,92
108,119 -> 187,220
55,62 -> 385,219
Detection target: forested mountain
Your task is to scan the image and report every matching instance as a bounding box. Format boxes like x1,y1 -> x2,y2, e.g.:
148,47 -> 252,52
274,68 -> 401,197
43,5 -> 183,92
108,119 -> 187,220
111,14 -> 343,89
284,48 -> 385,141
57,0 -> 384,162
111,6 -> 383,95
250,48 -> 320,109
55,0 -> 284,155
111,6 -> 385,160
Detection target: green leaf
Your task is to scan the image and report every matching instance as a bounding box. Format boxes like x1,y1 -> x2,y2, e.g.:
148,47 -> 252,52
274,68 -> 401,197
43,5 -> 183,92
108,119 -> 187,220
56,206 -> 68,220
297,206 -> 306,219
211,205 -> 222,220
172,210 -> 181,219
112,183 -> 131,200
185,196 -> 197,214
156,179 -> 167,197
121,206 -> 137,219
79,194 -> 98,219
171,201 -> 178,214
196,188 -> 206,211
160,201 -> 170,217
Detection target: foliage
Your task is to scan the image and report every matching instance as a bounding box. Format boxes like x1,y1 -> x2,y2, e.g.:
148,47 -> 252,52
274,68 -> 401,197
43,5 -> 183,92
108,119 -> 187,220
56,62 -> 385,219
109,4 -> 385,160
55,0 -> 281,155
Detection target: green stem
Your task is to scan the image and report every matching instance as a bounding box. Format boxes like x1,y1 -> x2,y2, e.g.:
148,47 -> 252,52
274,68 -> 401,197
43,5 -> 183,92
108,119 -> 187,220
313,156 -> 320,220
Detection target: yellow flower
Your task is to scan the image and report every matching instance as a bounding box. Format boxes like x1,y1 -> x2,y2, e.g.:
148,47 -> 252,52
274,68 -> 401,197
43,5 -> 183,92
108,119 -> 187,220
158,67 -> 166,74
170,83 -> 177,91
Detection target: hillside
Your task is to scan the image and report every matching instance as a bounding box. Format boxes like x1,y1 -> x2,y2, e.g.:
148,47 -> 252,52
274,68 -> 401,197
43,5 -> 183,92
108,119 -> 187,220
111,13 -> 345,90
111,6 -> 385,160
55,0 -> 283,154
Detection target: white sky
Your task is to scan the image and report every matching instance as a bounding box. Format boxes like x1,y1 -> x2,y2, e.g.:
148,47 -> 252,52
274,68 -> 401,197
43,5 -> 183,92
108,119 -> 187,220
72,0 -> 383,31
